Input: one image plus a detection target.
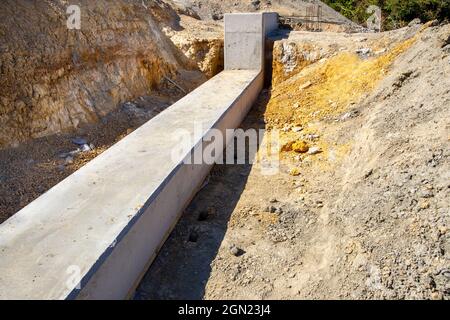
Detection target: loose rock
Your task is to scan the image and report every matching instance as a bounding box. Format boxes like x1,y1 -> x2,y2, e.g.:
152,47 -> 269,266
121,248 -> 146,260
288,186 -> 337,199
307,146 -> 322,155
299,81 -> 312,90
408,18 -> 421,26
289,168 -> 301,176
230,245 -> 244,257
292,141 -> 309,153
80,144 -> 91,152
71,137 -> 87,146
64,156 -> 74,165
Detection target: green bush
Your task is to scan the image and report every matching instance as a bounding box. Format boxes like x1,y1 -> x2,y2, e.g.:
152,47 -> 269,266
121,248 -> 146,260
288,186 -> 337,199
322,0 -> 450,30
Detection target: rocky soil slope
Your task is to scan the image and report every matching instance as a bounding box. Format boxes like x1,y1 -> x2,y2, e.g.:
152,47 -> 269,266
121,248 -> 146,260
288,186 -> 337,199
0,0 -> 204,147
136,21 -> 450,300
165,15 -> 224,78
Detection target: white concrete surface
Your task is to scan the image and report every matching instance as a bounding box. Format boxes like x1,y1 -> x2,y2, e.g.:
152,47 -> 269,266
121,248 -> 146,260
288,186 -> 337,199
0,12 -> 278,300
224,12 -> 278,71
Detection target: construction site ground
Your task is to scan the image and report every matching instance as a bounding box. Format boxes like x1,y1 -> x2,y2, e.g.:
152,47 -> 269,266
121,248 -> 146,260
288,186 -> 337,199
0,6 -> 449,299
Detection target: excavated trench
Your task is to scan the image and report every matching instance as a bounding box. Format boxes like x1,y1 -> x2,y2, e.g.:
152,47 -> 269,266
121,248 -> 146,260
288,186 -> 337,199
0,1 -> 449,300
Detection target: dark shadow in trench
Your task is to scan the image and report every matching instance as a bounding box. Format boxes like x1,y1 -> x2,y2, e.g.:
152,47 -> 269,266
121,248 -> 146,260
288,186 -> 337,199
133,89 -> 272,300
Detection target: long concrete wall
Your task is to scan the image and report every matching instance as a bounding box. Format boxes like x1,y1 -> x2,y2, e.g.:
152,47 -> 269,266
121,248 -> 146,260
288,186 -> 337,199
0,13 -> 278,300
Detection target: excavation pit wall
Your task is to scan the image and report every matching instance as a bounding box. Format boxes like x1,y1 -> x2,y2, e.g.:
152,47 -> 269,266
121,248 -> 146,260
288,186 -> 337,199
0,12 -> 278,300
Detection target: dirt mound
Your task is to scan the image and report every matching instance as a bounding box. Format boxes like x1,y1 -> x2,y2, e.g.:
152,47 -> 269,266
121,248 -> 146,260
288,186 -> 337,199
0,0 -> 204,148
267,25 -> 424,129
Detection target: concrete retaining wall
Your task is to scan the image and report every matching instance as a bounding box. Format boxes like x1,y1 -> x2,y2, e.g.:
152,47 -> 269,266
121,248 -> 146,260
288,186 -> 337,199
0,13 -> 278,300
